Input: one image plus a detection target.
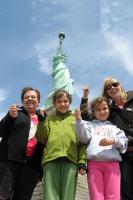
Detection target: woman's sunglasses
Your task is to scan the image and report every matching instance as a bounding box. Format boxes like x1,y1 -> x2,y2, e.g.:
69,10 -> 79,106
105,82 -> 120,91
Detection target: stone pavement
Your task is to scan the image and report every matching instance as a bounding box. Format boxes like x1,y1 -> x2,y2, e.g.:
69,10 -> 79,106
75,175 -> 89,200
32,174 -> 89,200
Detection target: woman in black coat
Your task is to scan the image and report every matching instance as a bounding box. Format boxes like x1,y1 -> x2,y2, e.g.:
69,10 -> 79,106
0,87 -> 46,200
80,78 -> 133,200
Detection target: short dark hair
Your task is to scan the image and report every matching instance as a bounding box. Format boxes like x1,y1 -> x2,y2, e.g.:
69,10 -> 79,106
21,87 -> 40,103
53,89 -> 72,104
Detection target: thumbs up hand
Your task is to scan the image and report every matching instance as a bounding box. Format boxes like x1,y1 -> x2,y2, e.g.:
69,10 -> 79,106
74,108 -> 81,120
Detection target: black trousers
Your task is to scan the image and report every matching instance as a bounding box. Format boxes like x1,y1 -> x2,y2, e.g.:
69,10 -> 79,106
0,161 -> 23,200
12,165 -> 40,200
120,152 -> 133,200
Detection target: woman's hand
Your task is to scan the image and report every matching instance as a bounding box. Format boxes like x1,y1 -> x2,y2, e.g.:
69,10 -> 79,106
9,104 -> 19,118
37,108 -> 47,121
83,85 -> 89,98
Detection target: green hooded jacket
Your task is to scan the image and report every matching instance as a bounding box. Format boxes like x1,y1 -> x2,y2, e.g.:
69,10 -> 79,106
36,110 -> 86,165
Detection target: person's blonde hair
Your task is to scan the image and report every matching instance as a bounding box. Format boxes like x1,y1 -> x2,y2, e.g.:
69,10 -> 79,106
102,77 -> 127,102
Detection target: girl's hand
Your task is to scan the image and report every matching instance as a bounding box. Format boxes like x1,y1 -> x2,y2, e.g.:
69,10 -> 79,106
74,108 -> 81,120
40,108 -> 46,117
78,168 -> 87,175
76,163 -> 87,175
83,85 -> 89,98
9,104 -> 19,118
99,137 -> 115,146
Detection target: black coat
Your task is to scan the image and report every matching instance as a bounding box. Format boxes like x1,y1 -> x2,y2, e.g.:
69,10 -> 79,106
0,107 -> 46,172
109,91 -> 133,146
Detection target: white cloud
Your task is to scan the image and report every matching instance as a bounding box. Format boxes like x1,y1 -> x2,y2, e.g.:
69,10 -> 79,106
74,83 -> 97,101
0,112 -> 6,120
31,0 -> 97,72
38,55 -> 51,75
0,89 -> 9,103
111,1 -> 119,7
34,37 -> 57,75
74,83 -> 82,99
100,0 -> 133,74
105,33 -> 133,74
31,16 -> 36,24
31,0 -> 36,8
32,0 -> 61,6
46,0 -> 61,5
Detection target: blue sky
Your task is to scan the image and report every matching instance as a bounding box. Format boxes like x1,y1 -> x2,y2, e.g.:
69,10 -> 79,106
0,0 -> 133,117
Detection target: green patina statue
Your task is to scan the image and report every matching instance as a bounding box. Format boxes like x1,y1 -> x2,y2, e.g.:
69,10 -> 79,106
45,32 -> 74,114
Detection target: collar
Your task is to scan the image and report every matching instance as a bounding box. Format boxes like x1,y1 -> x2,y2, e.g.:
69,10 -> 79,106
55,110 -> 72,116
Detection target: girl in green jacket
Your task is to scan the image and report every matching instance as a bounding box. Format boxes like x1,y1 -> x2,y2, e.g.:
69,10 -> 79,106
36,89 -> 86,200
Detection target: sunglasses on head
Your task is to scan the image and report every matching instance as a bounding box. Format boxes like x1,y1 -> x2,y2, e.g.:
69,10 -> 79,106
105,82 -> 120,91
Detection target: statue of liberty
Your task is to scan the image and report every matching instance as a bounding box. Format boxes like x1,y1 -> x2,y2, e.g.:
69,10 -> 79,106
45,32 -> 74,114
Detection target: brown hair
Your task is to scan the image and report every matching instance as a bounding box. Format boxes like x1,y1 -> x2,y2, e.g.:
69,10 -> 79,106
91,96 -> 109,116
21,87 -> 40,103
53,89 -> 72,104
102,77 -> 127,102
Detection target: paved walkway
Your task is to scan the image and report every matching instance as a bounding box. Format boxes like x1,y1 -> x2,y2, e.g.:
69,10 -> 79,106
32,175 -> 89,200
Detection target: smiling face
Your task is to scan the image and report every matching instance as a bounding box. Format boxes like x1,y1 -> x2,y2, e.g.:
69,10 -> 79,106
102,77 -> 124,102
105,79 -> 121,101
22,90 -> 39,114
54,94 -> 70,113
93,101 -> 110,121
